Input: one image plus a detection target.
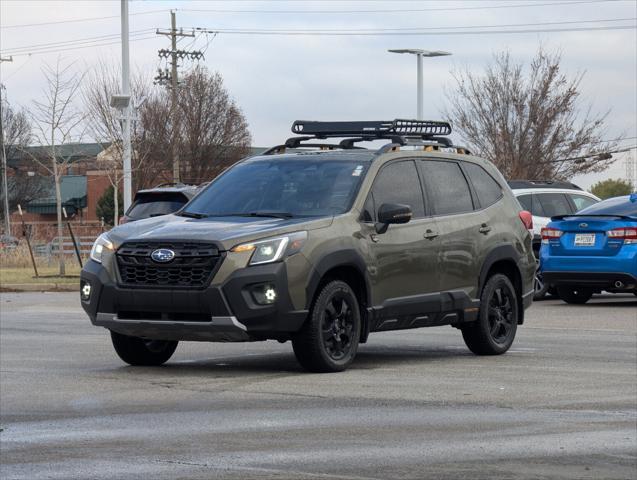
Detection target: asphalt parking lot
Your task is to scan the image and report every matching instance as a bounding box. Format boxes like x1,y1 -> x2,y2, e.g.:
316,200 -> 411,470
0,292 -> 635,480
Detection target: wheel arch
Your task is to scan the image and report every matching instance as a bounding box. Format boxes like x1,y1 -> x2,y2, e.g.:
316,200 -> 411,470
479,245 -> 525,325
305,249 -> 372,342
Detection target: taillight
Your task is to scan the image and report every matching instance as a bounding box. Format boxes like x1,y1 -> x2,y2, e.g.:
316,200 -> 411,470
519,210 -> 533,230
541,227 -> 563,244
608,227 -> 637,244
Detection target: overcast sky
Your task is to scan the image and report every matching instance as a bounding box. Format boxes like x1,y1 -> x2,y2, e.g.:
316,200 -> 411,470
1,0 -> 636,189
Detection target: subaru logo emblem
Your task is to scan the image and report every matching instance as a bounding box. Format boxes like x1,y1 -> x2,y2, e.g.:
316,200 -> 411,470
579,223 -> 588,228
151,249 -> 175,263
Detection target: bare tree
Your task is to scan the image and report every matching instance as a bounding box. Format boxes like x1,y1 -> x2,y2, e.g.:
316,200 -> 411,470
82,61 -> 156,223
176,67 -> 251,184
444,49 -> 619,180
26,58 -> 86,276
1,91 -> 33,229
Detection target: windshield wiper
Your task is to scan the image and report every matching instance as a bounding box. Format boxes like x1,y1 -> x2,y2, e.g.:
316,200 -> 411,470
178,211 -> 209,219
220,212 -> 295,219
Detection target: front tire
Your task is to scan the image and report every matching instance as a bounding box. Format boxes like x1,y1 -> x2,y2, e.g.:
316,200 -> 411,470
462,274 -> 519,355
556,286 -> 593,304
292,280 -> 361,373
110,331 -> 178,366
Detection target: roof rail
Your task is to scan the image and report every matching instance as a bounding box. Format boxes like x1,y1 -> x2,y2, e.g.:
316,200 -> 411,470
507,180 -> 583,191
261,119 -> 454,155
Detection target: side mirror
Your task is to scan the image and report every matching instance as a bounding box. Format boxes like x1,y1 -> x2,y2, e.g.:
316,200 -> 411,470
375,203 -> 412,233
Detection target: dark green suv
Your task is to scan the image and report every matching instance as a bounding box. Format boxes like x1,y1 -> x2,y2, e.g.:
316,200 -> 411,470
80,120 -> 535,372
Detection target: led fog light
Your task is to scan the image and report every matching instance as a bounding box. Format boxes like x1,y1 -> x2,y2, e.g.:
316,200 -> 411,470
251,284 -> 277,305
80,281 -> 91,301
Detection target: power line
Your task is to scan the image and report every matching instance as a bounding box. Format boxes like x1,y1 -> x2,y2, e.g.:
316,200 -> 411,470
0,9 -> 168,29
3,16 -> 633,56
193,24 -> 636,36
2,35 -> 158,57
181,0 -> 625,14
188,17 -> 636,33
1,29 -> 155,54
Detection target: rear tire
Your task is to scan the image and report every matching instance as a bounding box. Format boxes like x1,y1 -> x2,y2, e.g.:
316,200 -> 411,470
556,286 -> 593,304
462,274 -> 519,355
110,331 -> 178,366
292,280 -> 361,373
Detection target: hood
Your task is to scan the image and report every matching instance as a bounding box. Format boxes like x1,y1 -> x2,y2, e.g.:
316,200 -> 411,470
106,214 -> 333,250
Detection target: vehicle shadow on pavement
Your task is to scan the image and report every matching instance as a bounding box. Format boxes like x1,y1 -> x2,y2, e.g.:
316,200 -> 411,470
553,299 -> 637,308
132,344 -> 475,374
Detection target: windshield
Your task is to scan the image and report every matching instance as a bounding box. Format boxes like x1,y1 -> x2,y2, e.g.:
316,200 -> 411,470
183,159 -> 370,217
576,195 -> 637,217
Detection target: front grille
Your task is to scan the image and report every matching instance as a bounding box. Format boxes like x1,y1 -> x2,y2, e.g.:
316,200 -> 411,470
116,241 -> 221,288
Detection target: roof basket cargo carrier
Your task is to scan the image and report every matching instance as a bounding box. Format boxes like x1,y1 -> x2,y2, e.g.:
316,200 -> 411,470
261,119 -> 471,156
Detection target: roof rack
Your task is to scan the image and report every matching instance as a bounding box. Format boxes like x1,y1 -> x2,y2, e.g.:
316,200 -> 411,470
261,119 -> 466,156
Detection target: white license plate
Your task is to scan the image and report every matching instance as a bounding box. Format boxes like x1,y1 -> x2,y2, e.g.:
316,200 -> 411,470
574,233 -> 596,246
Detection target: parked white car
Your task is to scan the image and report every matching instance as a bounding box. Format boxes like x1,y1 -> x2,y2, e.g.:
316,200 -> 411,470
508,180 -> 600,299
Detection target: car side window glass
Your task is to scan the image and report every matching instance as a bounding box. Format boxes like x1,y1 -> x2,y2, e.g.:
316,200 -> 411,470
371,161 -> 425,218
570,194 -> 598,212
517,194 -> 533,212
463,163 -> 502,208
420,160 -> 473,215
530,194 -> 544,216
537,193 -> 573,217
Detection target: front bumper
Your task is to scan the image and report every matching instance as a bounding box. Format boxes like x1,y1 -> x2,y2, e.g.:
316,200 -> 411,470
80,259 -> 308,342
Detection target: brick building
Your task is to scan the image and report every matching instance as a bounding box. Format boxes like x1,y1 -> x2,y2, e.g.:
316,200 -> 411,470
5,143 -> 112,241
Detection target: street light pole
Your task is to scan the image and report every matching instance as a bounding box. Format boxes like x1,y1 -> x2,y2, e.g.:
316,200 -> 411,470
388,49 -> 452,120
120,0 -> 132,211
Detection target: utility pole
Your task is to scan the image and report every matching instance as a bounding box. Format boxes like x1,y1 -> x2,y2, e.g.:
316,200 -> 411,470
156,11 -> 198,183
120,0 -> 132,211
1,55 -> 13,236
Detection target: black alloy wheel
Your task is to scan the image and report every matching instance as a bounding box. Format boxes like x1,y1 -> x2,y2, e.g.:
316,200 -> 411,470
321,294 -> 356,361
487,284 -> 516,345
292,280 -> 361,372
462,273 -> 519,355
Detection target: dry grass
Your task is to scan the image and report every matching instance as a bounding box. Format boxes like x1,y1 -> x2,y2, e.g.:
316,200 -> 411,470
1,244 -> 84,285
0,266 -> 81,285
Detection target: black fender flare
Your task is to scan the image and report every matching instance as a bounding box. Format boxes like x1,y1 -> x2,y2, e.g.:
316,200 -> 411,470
305,248 -> 373,342
478,244 -> 525,324
478,244 -> 522,294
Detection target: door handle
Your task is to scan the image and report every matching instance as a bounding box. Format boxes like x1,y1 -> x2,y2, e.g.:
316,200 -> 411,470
479,224 -> 492,234
424,229 -> 439,240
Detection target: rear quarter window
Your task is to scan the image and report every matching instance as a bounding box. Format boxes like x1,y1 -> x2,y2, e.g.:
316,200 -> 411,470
463,163 -> 503,208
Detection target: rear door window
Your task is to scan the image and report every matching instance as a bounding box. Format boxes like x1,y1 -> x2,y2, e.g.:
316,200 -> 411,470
419,160 -> 474,215
371,161 -> 425,218
536,193 -> 573,217
463,162 -> 502,208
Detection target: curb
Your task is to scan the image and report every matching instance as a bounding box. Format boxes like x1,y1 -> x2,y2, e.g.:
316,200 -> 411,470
0,283 -> 78,292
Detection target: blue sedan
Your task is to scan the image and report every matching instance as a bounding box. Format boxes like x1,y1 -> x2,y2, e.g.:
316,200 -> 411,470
540,194 -> 637,304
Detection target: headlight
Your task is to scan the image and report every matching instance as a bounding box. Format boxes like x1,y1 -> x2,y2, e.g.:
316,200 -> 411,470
231,231 -> 307,266
90,233 -> 114,264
